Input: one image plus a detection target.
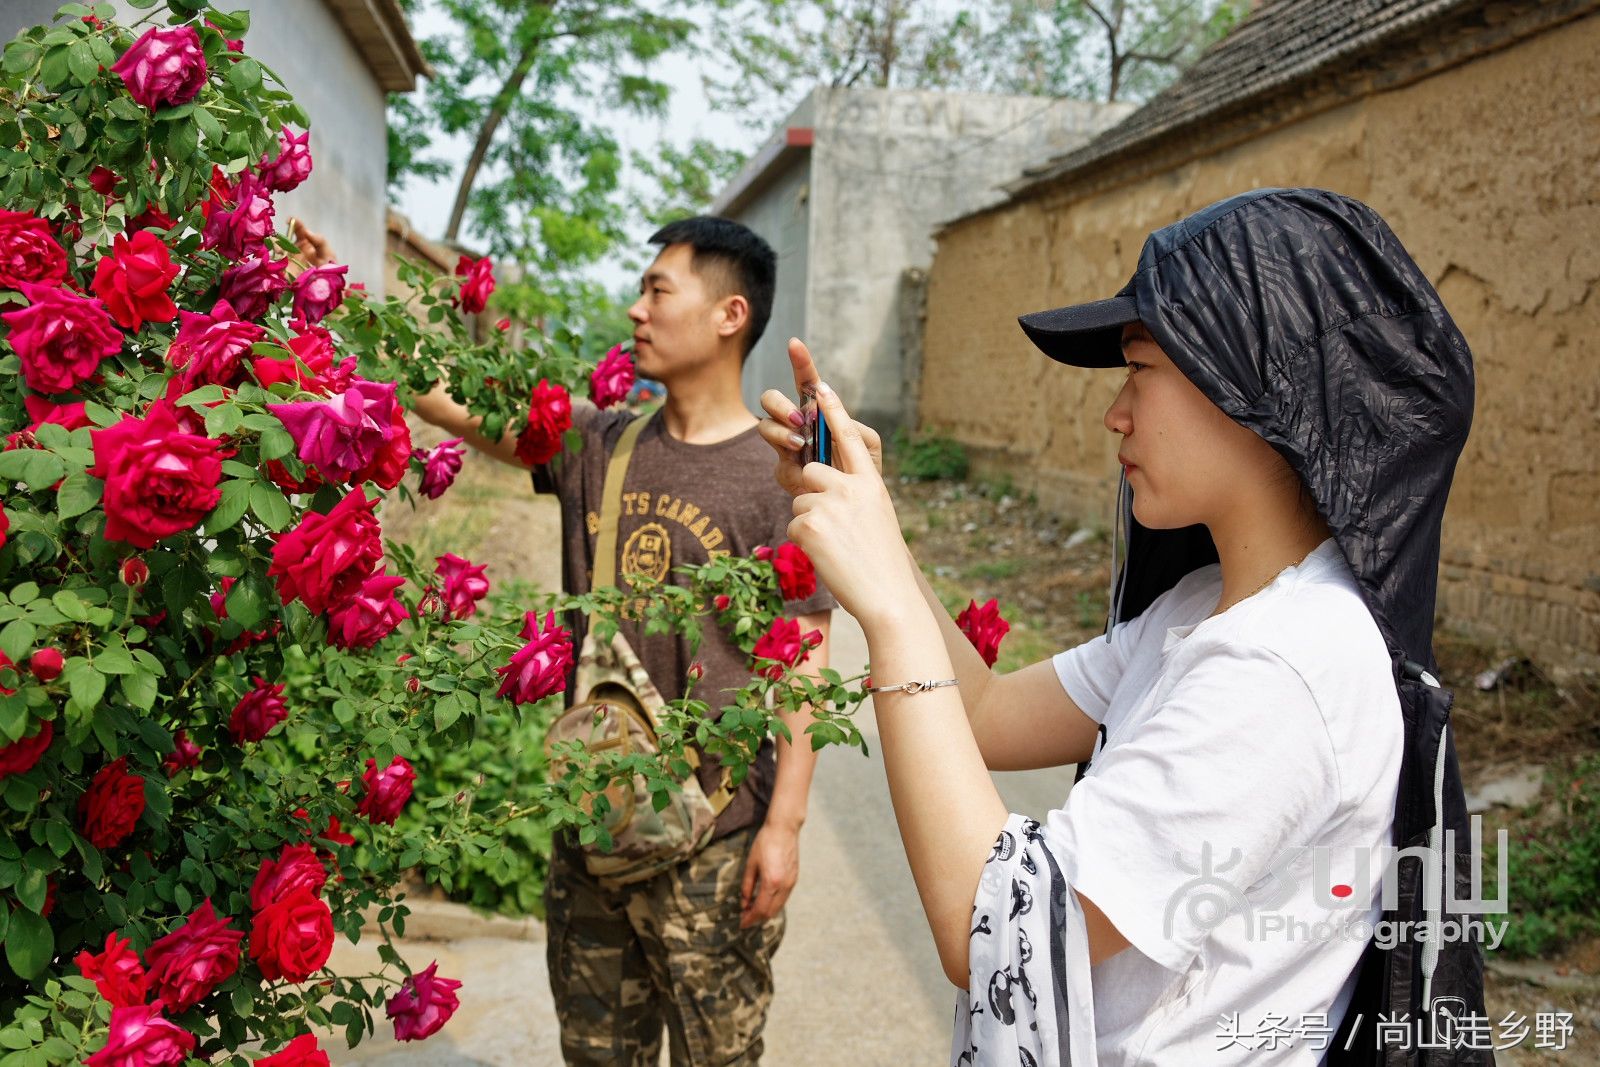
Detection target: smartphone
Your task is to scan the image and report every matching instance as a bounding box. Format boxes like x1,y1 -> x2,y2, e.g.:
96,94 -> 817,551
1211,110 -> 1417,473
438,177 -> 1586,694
798,386 -> 837,468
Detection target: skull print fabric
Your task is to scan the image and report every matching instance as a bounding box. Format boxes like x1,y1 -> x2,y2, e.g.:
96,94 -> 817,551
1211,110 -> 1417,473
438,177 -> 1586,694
952,814 -> 1098,1067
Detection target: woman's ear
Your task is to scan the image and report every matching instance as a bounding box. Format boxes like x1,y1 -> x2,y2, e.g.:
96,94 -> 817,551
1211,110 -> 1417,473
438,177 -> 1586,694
716,293 -> 750,340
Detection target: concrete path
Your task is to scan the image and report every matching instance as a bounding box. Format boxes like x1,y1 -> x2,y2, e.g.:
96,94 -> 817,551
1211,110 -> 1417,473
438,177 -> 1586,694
329,610 -> 1077,1065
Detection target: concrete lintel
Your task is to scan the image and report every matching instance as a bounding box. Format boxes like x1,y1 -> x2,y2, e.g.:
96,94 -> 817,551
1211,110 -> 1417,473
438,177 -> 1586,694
323,0 -> 430,93
711,126 -> 814,217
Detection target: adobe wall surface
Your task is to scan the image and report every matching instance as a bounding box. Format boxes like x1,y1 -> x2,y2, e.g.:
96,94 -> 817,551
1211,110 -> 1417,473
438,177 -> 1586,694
919,15 -> 1600,670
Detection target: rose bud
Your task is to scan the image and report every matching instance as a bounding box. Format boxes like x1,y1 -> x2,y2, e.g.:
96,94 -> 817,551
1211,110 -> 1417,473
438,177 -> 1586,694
119,558 -> 150,589
687,662 -> 705,684
753,545 -> 775,561
29,647 -> 64,682
406,677 -> 421,694
713,595 -> 732,611
495,318 -> 511,331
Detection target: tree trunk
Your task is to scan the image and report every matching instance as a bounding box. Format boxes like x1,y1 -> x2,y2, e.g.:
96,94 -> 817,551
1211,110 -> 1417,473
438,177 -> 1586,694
444,33 -> 544,244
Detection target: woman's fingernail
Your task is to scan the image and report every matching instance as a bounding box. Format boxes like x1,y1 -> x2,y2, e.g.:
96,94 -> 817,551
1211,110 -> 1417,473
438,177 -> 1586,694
788,410 -> 805,428
816,381 -> 833,398
787,432 -> 807,449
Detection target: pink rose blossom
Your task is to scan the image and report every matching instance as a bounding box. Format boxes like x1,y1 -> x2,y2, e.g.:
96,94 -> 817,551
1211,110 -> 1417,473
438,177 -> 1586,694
259,128 -> 314,192
417,437 -> 465,499
88,403 -> 224,549
267,377 -> 398,483
219,254 -> 290,321
589,344 -> 635,410
326,569 -> 410,649
494,611 -> 572,705
454,255 -> 494,314
166,299 -> 264,390
110,26 -> 207,112
435,553 -> 489,619
84,1004 -> 195,1067
143,899 -> 242,1012
229,677 -> 289,743
0,209 -> 68,290
291,263 -> 347,324
201,173 -> 275,260
387,961 -> 462,1042
356,755 -> 416,825
2,282 -> 122,394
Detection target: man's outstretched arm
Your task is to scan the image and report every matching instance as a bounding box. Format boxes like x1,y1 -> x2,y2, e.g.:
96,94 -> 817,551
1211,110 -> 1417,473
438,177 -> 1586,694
409,381 -> 527,469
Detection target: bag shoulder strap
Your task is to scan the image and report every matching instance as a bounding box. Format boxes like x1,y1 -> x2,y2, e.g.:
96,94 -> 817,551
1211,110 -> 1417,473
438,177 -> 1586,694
591,413 -> 654,590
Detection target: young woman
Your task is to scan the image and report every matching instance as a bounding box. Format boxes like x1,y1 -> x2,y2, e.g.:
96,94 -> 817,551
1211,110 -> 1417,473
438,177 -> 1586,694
758,189 -> 1486,1065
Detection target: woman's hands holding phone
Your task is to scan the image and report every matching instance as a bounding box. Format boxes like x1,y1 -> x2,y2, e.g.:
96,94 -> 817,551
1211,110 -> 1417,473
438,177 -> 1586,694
758,339 -> 916,630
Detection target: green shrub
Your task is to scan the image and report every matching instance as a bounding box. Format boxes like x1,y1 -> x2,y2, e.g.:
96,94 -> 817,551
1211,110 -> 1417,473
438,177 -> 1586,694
893,429 -> 969,481
1489,755 -> 1600,958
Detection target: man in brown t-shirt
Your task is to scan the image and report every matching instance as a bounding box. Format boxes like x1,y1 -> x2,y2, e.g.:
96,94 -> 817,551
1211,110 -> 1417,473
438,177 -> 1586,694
413,216 -> 834,1065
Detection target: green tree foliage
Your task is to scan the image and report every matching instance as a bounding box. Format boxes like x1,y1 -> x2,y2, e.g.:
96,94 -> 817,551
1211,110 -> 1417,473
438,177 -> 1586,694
707,0 -> 1250,126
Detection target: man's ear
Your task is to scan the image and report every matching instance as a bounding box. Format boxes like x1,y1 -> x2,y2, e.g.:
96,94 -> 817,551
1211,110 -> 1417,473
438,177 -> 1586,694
715,293 -> 750,341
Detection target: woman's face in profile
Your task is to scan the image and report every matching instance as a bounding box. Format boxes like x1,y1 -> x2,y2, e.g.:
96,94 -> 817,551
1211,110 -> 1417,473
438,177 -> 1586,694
1103,322 -> 1284,530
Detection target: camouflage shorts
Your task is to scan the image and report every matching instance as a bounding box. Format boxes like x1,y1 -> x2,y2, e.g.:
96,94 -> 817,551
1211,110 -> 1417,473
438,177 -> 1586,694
546,827 -> 786,1066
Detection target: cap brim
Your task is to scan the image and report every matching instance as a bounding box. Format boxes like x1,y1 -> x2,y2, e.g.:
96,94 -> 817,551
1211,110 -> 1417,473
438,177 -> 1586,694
1017,292 -> 1138,368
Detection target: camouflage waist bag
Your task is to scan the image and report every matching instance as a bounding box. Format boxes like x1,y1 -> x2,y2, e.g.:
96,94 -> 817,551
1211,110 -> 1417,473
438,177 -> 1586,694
542,413 -> 734,888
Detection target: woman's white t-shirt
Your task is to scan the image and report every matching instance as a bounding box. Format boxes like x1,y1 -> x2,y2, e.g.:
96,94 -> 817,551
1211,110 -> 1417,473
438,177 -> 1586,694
957,538 -> 1403,1065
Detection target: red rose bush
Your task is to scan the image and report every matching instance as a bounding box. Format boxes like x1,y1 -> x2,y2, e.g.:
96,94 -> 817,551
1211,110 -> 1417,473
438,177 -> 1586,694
0,6 -> 869,1062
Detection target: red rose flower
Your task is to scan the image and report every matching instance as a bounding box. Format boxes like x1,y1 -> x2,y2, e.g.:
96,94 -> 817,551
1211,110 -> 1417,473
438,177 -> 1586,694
259,128 -> 313,193
6,394 -> 93,451
955,598 -> 1010,668
28,648 -> 64,682
166,299 -> 264,391
78,757 -> 146,849
163,729 -> 201,776
119,558 -> 150,589
418,437 -> 465,499
494,611 -> 572,706
228,677 -> 289,743
589,344 -> 635,410
750,617 -> 823,681
84,1005 -> 194,1067
203,19 -> 244,53
253,323 -> 350,395
88,403 -> 225,549
250,843 -> 327,912
291,263 -> 347,324
2,282 -> 122,394
453,255 -> 495,314
774,542 -> 817,601
435,553 -> 489,619
110,26 -> 207,112
91,230 -> 180,331
326,569 -> 410,649
0,499 -> 7,550
258,1033 -> 330,1067
75,932 -> 149,1008
218,254 -> 290,321
387,961 -> 462,1042
353,403 -> 412,489
88,167 -> 119,196
713,594 -> 732,611
513,379 -> 572,467
268,377 -> 397,484
267,487 -> 383,614
355,755 -> 416,825
250,887 -> 334,982
0,719 -> 53,779
143,899 -> 242,1012
0,209 -> 68,290
201,173 -> 275,261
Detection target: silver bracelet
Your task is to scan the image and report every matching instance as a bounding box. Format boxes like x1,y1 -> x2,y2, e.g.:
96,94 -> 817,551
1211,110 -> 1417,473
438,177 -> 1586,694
863,677 -> 959,696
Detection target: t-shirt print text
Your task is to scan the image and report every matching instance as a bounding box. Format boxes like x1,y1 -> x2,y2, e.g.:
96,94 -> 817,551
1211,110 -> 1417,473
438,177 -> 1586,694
620,492 -> 729,555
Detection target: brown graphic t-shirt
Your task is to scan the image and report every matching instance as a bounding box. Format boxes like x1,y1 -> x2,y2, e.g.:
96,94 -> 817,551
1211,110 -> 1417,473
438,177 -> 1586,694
532,403 -> 835,838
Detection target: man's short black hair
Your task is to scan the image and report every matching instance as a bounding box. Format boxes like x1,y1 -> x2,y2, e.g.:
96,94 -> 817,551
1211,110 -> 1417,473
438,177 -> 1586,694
648,216 -> 776,358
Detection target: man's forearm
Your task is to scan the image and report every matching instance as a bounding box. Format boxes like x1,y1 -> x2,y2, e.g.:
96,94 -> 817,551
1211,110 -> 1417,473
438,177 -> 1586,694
412,382 -> 525,468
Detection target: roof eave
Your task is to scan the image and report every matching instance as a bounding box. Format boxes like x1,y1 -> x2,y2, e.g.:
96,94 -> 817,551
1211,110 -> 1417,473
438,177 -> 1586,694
323,0 -> 431,94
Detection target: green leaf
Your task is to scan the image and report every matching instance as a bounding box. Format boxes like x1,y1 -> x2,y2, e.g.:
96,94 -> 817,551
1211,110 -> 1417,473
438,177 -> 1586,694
65,661 -> 104,711
194,106 -> 225,145
224,574 -> 272,631
0,622 -> 35,664
119,672 -> 157,711
226,57 -> 263,93
7,584 -> 36,607
0,449 -> 65,488
258,427 -> 294,460
164,119 -> 198,162
14,868 -> 45,914
55,471 -> 102,520
4,908 -> 52,980
92,648 -> 135,675
65,40 -> 97,87
3,43 -> 42,76
248,481 -> 292,531
206,479 -> 251,534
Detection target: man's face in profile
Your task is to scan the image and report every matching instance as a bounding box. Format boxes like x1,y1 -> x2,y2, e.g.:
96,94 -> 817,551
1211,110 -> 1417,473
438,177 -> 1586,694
627,243 -> 732,383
